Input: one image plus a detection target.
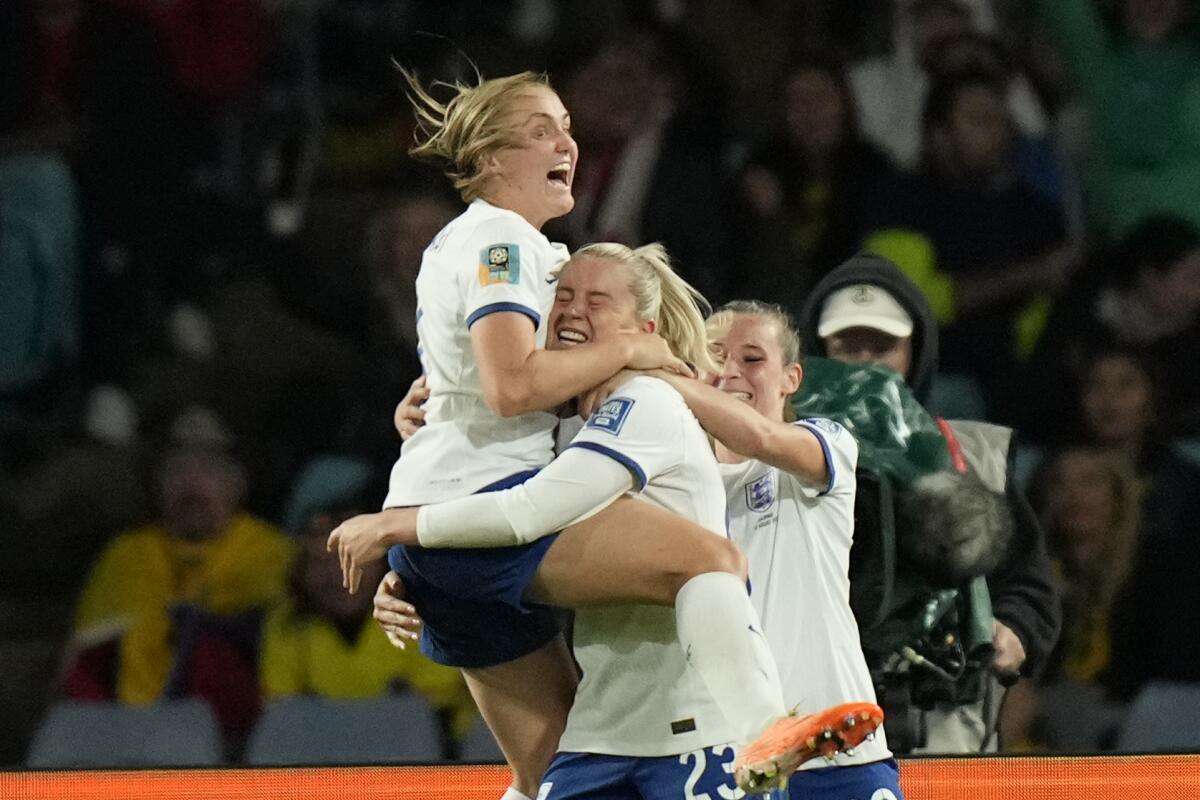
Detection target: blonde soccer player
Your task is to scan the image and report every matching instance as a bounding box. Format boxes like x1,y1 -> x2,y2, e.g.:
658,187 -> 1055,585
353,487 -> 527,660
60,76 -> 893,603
338,244 -> 881,798
637,301 -> 906,800
328,71 -> 875,798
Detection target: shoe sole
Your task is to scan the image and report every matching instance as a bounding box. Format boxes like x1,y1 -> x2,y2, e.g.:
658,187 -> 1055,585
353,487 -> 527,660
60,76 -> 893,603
735,703 -> 884,793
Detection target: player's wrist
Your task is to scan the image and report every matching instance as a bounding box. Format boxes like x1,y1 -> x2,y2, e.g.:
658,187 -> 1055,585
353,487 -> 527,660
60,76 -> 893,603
379,507 -> 419,547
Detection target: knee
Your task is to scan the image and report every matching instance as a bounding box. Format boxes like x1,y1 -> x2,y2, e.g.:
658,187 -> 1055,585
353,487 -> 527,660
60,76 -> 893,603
714,536 -> 749,582
675,535 -> 748,592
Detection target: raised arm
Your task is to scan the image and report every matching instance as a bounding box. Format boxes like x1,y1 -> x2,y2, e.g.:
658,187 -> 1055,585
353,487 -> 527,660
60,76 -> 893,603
657,373 -> 829,488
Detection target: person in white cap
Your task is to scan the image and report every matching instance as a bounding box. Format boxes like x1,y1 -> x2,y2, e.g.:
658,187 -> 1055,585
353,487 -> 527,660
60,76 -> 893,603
800,253 -> 1061,755
817,283 -> 916,380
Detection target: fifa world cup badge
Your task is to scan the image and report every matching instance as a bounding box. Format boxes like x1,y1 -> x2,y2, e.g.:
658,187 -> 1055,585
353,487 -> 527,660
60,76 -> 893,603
479,243 -> 521,285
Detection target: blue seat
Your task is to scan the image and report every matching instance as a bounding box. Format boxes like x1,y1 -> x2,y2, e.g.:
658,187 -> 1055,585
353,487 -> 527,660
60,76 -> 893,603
26,699 -> 223,767
458,717 -> 504,763
244,695 -> 442,765
1116,682 -> 1200,753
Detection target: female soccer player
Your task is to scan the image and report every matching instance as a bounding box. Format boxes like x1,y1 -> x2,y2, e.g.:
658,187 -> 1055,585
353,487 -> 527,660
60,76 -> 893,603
332,70 -> 867,798
336,244 -> 881,797
650,301 -> 906,799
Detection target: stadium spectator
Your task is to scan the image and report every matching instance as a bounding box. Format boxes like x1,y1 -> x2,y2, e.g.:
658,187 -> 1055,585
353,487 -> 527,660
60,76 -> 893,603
734,54 -> 895,314
1006,215 -> 1200,441
849,0 -> 1050,170
555,30 -> 734,303
925,29 -> 1073,209
63,407 -> 295,745
1000,445 -> 1138,752
1036,0 -> 1200,236
1061,346 -> 1200,701
800,253 -> 1061,752
0,153 -> 82,449
861,68 -> 1073,413
260,503 -> 476,757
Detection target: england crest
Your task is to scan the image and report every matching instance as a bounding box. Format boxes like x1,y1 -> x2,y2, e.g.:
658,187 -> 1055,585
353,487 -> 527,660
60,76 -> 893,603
745,473 -> 775,512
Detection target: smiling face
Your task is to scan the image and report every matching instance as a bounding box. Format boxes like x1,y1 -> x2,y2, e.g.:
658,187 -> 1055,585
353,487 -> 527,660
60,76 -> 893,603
548,255 -> 650,351
710,314 -> 801,423
483,87 -> 578,230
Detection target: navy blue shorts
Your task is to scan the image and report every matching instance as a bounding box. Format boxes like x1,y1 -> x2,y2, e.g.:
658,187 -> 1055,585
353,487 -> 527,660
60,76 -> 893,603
539,750 -> 904,800
538,744 -> 740,800
387,469 -> 562,668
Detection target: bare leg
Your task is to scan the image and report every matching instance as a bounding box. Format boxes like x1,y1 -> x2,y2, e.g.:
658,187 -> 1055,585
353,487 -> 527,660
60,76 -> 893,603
528,496 -> 788,754
461,635 -> 578,798
528,496 -> 746,606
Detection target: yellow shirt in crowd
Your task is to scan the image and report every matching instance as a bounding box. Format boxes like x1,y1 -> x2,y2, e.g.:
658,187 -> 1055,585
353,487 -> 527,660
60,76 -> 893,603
72,513 -> 296,703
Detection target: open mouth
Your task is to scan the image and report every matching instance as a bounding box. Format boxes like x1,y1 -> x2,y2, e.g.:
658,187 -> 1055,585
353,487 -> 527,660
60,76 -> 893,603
724,390 -> 753,403
547,162 -> 572,188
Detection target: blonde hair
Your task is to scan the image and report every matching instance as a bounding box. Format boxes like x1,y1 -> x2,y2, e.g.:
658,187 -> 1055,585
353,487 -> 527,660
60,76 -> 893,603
400,68 -> 552,201
706,300 -> 803,365
569,242 -> 716,374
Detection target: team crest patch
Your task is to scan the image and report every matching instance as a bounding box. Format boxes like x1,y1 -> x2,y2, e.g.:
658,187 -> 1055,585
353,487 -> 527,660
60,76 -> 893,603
745,473 -> 775,512
478,243 -> 521,286
586,397 -> 634,435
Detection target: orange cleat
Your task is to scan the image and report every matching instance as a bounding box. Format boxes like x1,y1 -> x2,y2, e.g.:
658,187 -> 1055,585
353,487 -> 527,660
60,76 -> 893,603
733,702 -> 884,793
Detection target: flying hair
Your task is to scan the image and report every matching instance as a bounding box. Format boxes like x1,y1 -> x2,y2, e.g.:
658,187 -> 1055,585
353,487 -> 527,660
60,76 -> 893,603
397,66 -> 552,201
570,242 -> 717,375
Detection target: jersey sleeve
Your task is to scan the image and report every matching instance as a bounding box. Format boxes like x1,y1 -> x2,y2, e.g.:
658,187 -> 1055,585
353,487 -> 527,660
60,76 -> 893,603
793,417 -> 859,498
417,445 -> 634,547
460,217 -> 550,331
564,376 -> 684,491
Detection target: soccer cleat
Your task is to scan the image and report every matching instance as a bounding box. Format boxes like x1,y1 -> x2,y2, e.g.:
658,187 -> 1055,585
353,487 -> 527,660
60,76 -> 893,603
733,702 -> 884,793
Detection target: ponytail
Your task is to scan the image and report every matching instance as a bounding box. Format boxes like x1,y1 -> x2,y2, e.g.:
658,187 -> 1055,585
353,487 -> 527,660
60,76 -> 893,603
570,242 -> 717,374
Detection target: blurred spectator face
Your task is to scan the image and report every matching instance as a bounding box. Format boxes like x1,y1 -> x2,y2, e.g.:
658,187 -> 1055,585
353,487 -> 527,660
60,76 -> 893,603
565,38 -> 665,145
1080,354 -> 1154,448
935,82 -> 1012,178
911,0 -> 973,66
158,448 -> 244,542
1137,247 -> 1200,318
784,66 -> 847,158
299,511 -> 378,623
1044,448 -> 1121,561
932,33 -> 1010,81
823,327 -> 914,380
1122,0 -> 1188,44
710,314 -> 801,424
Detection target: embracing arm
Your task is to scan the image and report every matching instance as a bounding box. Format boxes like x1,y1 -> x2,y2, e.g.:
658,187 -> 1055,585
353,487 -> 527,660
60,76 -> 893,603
472,313 -> 687,417
657,373 -> 828,487
416,446 -> 636,548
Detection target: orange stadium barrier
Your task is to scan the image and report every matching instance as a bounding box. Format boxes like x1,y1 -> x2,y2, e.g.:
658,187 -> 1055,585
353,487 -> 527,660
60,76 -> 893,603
2,755 -> 1198,799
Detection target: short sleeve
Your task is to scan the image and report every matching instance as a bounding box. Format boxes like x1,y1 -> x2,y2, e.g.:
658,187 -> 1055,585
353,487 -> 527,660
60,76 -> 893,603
564,377 -> 683,490
461,217 -> 551,330
794,417 -> 858,498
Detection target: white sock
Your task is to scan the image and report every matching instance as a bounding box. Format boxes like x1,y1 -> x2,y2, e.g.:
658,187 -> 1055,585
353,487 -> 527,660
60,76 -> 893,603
675,571 -> 786,744
500,788 -> 533,800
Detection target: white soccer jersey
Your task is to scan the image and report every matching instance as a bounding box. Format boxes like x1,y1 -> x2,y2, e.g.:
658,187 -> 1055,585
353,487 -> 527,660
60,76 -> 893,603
384,199 -> 569,507
554,376 -> 738,757
721,418 -> 893,767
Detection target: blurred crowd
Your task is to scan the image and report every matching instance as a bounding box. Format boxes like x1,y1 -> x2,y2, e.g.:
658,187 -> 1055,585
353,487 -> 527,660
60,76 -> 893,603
2,0 -> 1200,766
